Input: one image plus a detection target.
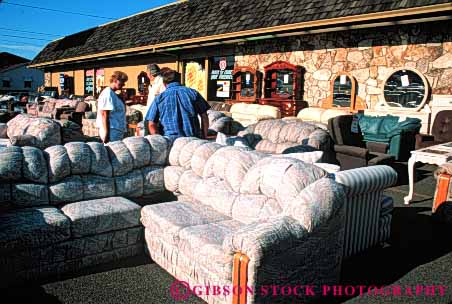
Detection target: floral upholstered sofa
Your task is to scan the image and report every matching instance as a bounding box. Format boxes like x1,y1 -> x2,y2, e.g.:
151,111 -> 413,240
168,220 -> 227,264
142,137 -> 397,303
0,135 -> 171,286
1,135 -> 397,303
218,119 -> 335,165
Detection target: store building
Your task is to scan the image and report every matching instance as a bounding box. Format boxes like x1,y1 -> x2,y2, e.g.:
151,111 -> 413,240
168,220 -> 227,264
30,0 -> 452,129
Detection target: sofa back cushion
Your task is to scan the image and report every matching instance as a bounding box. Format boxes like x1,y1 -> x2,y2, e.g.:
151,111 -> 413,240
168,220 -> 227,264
358,115 -> 384,136
0,135 -> 171,210
238,119 -> 331,153
379,115 -> 400,135
7,115 -> 62,149
240,157 -> 327,204
203,147 -> 267,192
230,103 -> 281,127
284,177 -> 345,232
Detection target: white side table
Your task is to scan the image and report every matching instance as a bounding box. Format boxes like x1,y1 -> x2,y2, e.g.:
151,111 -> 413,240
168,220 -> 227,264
404,142 -> 452,205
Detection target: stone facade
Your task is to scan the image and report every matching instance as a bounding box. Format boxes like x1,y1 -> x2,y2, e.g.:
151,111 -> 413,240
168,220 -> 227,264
234,21 -> 452,108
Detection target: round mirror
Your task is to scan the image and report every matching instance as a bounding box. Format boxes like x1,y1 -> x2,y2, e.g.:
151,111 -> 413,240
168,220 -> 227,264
383,68 -> 428,110
333,75 -> 353,108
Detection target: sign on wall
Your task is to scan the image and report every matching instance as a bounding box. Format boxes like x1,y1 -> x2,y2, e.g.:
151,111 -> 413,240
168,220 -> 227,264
208,56 -> 234,101
185,61 -> 206,97
85,69 -> 94,95
59,73 -> 65,91
95,69 -> 105,95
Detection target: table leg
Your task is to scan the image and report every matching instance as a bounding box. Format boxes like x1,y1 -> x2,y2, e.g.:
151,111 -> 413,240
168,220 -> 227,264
404,156 -> 416,205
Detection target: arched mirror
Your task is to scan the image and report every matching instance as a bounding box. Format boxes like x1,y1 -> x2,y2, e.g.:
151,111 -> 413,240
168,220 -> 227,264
332,74 -> 353,108
383,68 -> 428,110
323,72 -> 362,110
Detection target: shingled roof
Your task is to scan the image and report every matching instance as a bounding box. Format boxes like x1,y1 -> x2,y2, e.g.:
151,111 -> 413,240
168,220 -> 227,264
31,0 -> 452,67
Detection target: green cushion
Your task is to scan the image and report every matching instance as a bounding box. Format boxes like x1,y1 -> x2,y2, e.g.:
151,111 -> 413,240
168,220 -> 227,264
379,115 -> 400,134
358,115 -> 384,135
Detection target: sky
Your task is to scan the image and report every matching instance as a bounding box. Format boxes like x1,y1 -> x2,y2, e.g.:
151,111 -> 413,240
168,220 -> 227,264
0,0 -> 175,60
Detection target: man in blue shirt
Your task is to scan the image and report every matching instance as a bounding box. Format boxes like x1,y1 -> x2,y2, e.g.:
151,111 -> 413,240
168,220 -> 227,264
145,68 -> 210,141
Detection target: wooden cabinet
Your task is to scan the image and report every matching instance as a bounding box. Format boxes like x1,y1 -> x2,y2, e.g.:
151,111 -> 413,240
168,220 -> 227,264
259,61 -> 305,117
226,66 -> 262,105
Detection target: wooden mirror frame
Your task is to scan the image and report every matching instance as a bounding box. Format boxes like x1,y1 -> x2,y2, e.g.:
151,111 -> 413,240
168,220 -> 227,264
322,72 -> 365,111
381,67 -> 429,112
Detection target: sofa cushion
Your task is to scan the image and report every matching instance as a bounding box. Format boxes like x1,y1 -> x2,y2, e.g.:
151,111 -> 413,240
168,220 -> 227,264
61,197 -> 141,237
123,137 -> 151,169
190,142 -> 222,176
87,142 -> 113,177
230,194 -> 283,224
142,166 -> 165,195
49,176 -> 83,205
22,146 -> 48,184
65,142 -> 91,175
0,146 -> 22,182
141,201 -> 230,245
163,166 -> 186,193
45,145 -> 71,183
178,220 -> 244,280
82,175 -> 115,200
7,115 -> 62,149
0,207 -> 71,254
358,115 -> 384,135
11,183 -> 49,208
168,137 -> 198,166
193,177 -> 239,216
106,141 -> 134,176
115,169 -> 144,198
240,157 -> 328,204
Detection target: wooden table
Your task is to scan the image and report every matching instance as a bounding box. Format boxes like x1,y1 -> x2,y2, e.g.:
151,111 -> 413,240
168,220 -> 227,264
404,142 -> 452,206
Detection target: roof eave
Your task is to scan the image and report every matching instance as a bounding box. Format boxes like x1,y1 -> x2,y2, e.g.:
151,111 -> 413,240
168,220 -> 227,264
28,3 -> 452,69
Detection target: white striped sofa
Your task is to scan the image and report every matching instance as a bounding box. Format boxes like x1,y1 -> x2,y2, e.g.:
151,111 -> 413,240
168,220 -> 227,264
333,167 -> 396,257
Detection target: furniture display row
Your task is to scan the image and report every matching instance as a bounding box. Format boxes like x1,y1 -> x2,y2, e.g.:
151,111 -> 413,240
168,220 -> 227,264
0,133 -> 397,304
226,61 -> 305,117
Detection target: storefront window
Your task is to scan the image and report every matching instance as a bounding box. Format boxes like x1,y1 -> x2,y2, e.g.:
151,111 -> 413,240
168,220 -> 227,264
24,80 -> 32,88
208,56 -> 234,101
184,60 -> 206,98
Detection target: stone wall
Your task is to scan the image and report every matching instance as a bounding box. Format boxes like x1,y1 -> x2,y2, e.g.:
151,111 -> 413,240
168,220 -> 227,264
234,20 -> 452,108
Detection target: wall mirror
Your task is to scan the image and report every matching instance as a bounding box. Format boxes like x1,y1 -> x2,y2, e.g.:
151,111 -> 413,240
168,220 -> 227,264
322,72 -> 363,110
383,68 -> 429,110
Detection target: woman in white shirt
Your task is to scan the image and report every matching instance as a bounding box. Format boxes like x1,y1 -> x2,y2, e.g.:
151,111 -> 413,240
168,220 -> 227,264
96,71 -> 128,143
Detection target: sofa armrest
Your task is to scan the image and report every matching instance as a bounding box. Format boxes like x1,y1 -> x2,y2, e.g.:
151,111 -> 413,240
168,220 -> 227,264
334,144 -> 369,159
255,115 -> 276,121
223,216 -> 307,261
333,165 -> 397,195
416,133 -> 434,143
